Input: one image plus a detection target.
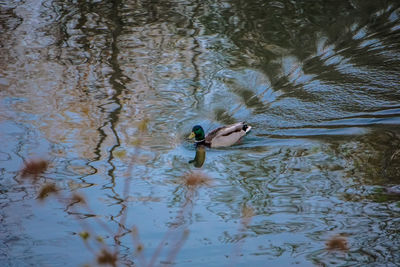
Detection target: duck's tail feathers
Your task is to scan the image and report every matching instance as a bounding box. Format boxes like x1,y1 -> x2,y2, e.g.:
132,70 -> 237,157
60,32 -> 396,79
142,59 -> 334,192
243,123 -> 252,134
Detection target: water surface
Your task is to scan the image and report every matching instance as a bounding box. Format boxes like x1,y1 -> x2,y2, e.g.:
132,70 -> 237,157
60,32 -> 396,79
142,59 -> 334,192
1,0 -> 400,266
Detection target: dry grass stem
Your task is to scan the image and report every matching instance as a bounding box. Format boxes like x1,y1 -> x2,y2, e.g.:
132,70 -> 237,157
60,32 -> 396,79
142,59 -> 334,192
165,229 -> 190,265
181,171 -> 211,188
97,249 -> 118,266
241,206 -> 254,227
231,205 -> 254,266
21,159 -> 49,180
37,183 -> 58,200
79,231 -> 90,241
131,226 -> 147,267
326,235 -> 349,251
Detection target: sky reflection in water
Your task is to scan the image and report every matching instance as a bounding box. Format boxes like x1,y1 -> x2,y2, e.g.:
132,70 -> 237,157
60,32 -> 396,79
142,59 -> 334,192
1,0 -> 400,266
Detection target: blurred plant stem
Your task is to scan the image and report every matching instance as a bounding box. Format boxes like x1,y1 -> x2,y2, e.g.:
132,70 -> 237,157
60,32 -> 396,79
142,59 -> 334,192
26,118 -> 202,266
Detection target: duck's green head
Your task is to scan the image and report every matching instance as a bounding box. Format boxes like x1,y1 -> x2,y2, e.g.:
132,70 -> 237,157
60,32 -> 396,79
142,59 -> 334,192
189,125 -> 205,141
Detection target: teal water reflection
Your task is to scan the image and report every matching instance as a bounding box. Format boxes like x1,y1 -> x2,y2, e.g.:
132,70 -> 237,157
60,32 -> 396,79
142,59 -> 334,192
1,0 -> 400,266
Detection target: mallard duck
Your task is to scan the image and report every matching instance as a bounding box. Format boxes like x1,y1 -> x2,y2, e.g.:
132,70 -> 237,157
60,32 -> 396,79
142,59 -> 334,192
188,122 -> 252,148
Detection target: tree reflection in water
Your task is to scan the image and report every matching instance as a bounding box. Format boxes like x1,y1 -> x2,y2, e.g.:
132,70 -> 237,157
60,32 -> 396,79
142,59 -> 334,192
1,0 -> 400,266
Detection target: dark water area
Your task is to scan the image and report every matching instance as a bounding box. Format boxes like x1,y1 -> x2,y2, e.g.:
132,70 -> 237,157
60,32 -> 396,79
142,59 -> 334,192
1,0 -> 400,266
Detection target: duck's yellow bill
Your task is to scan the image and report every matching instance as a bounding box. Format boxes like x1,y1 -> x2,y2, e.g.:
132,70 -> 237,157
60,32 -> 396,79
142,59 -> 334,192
188,132 -> 195,139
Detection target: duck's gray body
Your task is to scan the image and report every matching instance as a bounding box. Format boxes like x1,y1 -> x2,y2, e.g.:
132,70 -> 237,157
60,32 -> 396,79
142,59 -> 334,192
204,122 -> 251,148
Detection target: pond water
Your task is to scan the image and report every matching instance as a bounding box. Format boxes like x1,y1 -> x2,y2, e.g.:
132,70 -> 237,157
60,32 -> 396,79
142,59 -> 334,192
1,0 -> 400,266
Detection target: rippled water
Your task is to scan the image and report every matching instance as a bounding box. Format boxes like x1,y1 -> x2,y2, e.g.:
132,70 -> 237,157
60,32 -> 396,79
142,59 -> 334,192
1,0 -> 400,266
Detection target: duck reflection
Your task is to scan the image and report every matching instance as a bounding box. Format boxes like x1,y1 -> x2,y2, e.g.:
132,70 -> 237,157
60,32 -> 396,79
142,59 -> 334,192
189,144 -> 206,168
